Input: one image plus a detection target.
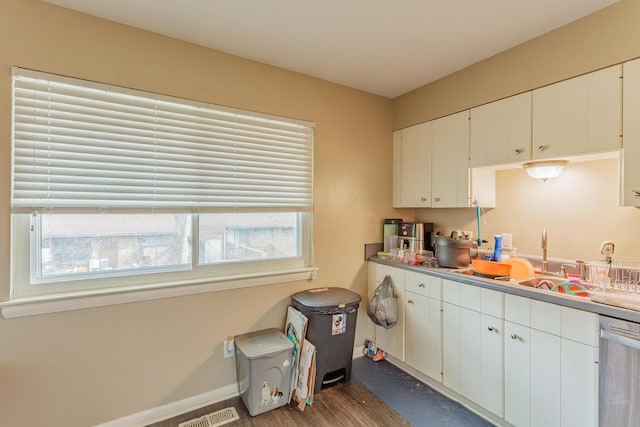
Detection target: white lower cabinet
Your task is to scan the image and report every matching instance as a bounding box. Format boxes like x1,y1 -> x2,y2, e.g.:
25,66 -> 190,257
505,321 -> 562,427
443,301 -> 462,393
480,313 -> 504,417
561,337 -> 599,427
404,271 -> 442,381
530,329 -> 561,427
504,321 -> 531,427
367,263 -> 405,361
442,279 -> 504,417
504,294 -> 599,427
368,263 -> 599,427
559,306 -> 599,427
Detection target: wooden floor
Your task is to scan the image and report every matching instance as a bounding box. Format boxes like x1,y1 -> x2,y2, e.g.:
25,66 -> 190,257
147,381 -> 413,427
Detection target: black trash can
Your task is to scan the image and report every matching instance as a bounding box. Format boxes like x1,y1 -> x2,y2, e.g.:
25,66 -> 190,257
291,287 -> 361,394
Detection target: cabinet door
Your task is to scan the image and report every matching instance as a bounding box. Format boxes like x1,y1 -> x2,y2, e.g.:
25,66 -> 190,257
459,307 -> 481,402
533,65 -> 621,159
505,293 -> 531,327
588,65 -> 622,153
470,167 -> 496,208
432,111 -> 470,207
480,314 -> 504,417
392,122 -> 432,208
405,292 -> 442,382
371,265 -> 405,361
404,292 -> 424,372
561,339 -> 598,427
530,330 -> 561,427
505,321 -> 531,427
470,92 -> 532,167
561,306 -> 599,347
445,284 -> 504,418
621,58 -> 640,206
424,296 -> 443,382
442,302 -> 462,393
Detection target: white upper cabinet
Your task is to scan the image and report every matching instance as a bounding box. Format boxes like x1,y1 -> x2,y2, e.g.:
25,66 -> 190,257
431,110 -> 471,208
622,58 -> 640,207
470,92 -> 532,167
392,122 -> 432,208
533,64 -> 622,159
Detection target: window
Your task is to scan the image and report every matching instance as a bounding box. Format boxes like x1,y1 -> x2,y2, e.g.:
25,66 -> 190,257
10,68 -> 314,300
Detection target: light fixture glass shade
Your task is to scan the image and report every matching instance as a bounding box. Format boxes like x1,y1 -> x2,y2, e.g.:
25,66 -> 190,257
522,160 -> 568,181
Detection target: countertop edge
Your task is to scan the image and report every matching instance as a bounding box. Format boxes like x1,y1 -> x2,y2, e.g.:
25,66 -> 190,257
369,257 -> 640,324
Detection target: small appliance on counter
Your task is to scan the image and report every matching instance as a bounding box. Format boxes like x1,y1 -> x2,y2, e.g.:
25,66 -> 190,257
434,231 -> 478,269
397,222 -> 434,254
382,218 -> 402,252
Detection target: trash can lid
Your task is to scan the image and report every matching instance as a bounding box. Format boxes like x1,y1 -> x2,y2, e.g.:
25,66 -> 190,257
292,287 -> 361,309
234,328 -> 293,359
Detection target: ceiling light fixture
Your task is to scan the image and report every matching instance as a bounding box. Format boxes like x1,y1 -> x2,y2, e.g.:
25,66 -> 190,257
522,160 -> 568,181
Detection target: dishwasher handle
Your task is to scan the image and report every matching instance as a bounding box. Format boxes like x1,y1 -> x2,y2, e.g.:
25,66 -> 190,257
601,328 -> 640,351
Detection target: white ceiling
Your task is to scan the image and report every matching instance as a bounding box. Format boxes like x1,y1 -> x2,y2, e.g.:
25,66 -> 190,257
42,0 -> 618,98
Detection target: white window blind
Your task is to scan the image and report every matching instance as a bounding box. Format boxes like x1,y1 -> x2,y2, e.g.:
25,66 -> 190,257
11,68 -> 314,214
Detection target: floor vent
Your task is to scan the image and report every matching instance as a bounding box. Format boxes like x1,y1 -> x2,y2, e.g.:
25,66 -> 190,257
178,406 -> 239,427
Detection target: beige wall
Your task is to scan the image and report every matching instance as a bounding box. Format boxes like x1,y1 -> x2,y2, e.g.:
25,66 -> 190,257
400,0 -> 640,263
0,1 -> 396,425
416,158 -> 640,262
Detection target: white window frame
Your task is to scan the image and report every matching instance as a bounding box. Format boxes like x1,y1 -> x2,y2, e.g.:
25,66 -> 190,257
4,69 -> 316,318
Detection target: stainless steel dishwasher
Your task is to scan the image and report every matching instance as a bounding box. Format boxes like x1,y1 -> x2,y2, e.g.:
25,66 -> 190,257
600,315 -> 640,426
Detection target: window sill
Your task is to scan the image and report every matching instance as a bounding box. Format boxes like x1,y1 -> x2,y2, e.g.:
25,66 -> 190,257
0,268 -> 318,319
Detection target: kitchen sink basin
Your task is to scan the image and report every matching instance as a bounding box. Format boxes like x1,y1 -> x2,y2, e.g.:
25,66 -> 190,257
517,274 -> 595,297
518,276 -> 568,290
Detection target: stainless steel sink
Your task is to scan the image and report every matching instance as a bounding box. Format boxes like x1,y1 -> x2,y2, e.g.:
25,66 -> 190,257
518,275 -> 568,290
517,274 -> 596,295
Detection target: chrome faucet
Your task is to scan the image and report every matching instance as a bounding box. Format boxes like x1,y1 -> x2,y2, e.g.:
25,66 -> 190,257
560,260 -> 588,280
541,228 -> 548,273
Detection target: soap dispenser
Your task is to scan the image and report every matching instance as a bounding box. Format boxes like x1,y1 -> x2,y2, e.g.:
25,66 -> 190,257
493,235 -> 503,262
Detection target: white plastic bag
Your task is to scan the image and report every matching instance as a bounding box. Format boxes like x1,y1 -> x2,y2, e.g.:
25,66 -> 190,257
366,275 -> 398,329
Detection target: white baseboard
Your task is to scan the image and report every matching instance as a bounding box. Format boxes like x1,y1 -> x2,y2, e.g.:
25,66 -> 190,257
353,345 -> 365,359
96,383 -> 239,427
98,351 -> 365,426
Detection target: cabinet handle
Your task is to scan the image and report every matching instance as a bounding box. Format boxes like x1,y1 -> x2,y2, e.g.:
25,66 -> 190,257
408,299 -> 414,304
434,197 -> 441,202
488,326 -> 497,332
537,144 -> 549,152
510,334 -> 519,340
418,283 -> 426,288
633,189 -> 640,197
421,197 -> 427,201
514,148 -> 524,155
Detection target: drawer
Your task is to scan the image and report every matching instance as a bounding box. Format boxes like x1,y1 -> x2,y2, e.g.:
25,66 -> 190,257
405,271 -> 442,299
505,294 -> 531,327
460,282 -> 481,311
442,279 -> 461,305
561,307 -> 599,346
531,300 -> 561,336
481,288 -> 504,318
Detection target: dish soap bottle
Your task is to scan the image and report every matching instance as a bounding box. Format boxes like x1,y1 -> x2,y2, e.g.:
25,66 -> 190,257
493,235 -> 503,262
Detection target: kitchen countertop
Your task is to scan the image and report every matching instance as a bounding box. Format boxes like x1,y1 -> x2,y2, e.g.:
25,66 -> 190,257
369,256 -> 640,324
